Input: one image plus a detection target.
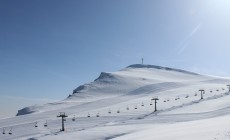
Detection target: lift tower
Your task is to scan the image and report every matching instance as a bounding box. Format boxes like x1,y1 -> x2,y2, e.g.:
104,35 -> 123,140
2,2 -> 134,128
57,112 -> 68,131
151,97 -> 159,112
199,89 -> 205,100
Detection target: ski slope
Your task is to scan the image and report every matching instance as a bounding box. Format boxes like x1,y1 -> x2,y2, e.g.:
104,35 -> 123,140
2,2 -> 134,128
1,64 -> 230,140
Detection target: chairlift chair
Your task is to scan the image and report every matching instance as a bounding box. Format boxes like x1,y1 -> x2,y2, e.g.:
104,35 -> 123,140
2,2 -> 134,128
72,116 -> 76,121
117,110 -> 120,113
8,128 -> 12,135
126,106 -> 129,110
141,102 -> 144,106
87,113 -> 90,117
150,101 -> 153,105
135,106 -> 138,109
96,113 -> 100,117
34,122 -> 38,127
2,128 -> 5,134
44,121 -> 48,127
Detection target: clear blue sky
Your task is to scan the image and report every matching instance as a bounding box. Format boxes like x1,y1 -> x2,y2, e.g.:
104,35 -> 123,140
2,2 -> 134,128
1,0 -> 230,118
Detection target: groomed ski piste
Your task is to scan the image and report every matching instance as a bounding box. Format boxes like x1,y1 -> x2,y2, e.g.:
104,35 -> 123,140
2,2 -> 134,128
1,64 -> 230,140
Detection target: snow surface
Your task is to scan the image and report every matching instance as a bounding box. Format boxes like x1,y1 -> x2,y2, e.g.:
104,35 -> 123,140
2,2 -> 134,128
2,64 -> 230,140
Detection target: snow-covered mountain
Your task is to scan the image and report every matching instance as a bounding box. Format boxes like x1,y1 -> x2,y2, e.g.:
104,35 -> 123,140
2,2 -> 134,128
2,64 -> 230,140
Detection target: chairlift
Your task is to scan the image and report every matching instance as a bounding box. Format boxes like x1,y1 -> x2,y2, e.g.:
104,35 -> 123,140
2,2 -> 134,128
210,90 -> 212,93
44,121 -> 48,127
167,98 -> 170,101
72,115 -> 76,121
141,102 -> 144,106
96,113 -> 100,117
8,128 -> 12,135
108,109 -> 111,114
2,128 -> 5,134
117,110 -> 120,113
216,89 -> 219,91
150,101 -> 153,105
126,106 -> 129,110
87,113 -> 91,117
34,122 -> 38,127
135,106 -> 138,109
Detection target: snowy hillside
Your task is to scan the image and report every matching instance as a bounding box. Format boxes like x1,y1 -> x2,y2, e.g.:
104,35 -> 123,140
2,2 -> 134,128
2,64 -> 230,140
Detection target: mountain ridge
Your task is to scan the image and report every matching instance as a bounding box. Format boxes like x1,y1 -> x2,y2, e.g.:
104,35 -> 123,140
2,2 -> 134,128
16,64 -> 216,116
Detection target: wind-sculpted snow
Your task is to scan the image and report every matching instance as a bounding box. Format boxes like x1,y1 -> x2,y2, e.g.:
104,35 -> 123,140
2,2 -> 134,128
2,64 -> 230,140
126,82 -> 185,95
127,64 -> 200,76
